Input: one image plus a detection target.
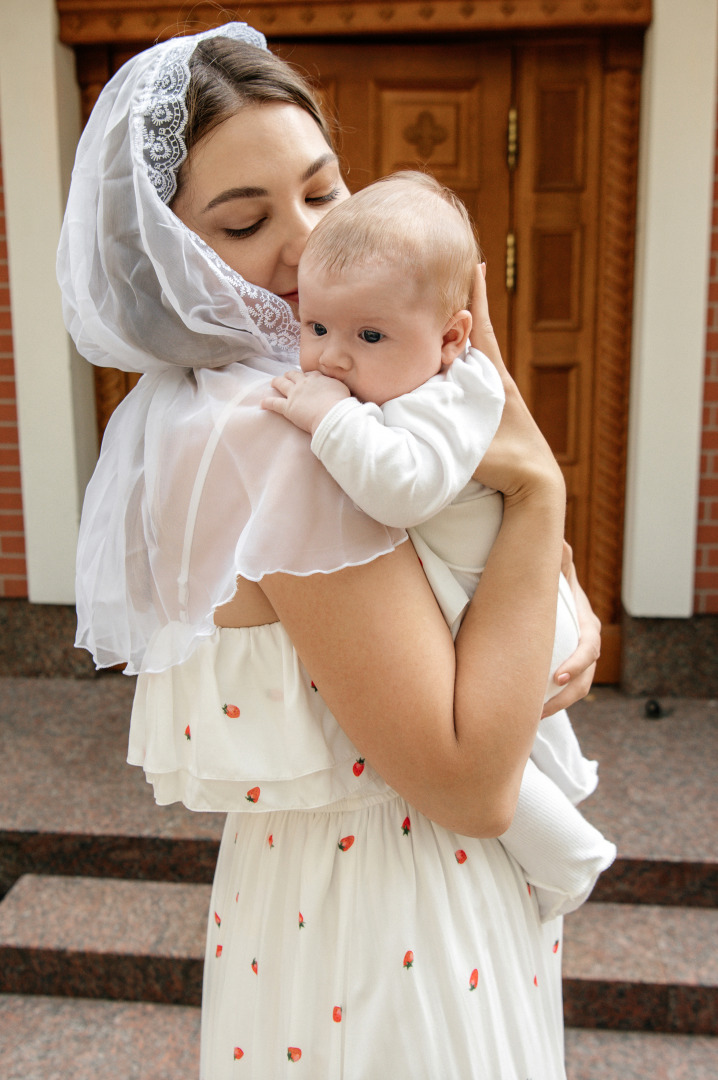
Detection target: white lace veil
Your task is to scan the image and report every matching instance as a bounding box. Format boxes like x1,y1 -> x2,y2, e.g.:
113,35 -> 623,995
58,24 -> 406,675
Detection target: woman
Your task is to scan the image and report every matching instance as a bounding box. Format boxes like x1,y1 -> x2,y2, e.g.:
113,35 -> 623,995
58,23 -> 599,1078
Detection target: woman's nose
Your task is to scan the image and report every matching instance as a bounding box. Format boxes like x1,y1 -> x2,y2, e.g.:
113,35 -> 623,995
282,205 -> 315,267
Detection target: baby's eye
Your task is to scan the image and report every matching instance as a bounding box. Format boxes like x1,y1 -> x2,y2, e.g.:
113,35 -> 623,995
359,329 -> 384,344
312,323 -> 328,337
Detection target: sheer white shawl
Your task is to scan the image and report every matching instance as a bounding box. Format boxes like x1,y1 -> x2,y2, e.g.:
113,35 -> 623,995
58,24 -> 406,675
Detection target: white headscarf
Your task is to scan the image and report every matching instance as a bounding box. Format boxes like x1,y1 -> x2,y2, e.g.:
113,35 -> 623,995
58,24 -> 406,675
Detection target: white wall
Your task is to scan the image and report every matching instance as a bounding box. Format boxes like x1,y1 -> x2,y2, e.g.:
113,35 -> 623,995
0,0 -> 96,604
622,0 -> 718,616
1,0 -> 716,612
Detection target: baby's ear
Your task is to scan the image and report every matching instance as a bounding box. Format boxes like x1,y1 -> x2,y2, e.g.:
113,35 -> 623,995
440,310 -> 472,367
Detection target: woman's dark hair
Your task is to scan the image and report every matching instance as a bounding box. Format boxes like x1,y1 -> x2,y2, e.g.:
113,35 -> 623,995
175,36 -> 334,196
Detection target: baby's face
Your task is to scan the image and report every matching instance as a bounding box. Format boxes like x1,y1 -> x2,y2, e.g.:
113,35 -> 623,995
298,258 -> 449,405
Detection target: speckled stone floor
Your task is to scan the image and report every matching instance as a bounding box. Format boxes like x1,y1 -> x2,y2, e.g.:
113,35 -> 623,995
0,678 -> 716,1076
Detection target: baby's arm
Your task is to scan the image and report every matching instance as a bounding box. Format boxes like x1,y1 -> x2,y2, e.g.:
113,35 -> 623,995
263,350 -> 505,529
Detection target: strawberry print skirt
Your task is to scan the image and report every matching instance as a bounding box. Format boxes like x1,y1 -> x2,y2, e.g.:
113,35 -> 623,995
200,796 -> 566,1079
130,624 -> 566,1078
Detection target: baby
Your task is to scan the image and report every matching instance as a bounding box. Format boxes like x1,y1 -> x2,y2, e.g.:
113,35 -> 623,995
264,172 -> 615,920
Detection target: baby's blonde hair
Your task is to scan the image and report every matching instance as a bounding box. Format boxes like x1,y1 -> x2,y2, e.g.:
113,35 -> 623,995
302,171 -> 480,318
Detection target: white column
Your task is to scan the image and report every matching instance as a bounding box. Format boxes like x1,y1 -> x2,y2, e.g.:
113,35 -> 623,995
623,0 -> 718,616
0,0 -> 96,603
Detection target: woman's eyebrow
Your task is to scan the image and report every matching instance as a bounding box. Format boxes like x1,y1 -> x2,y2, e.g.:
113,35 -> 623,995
202,186 -> 267,213
202,153 -> 338,214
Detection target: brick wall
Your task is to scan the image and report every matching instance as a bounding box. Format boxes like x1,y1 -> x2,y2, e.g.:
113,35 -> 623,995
695,95 -> 718,614
0,133 -> 28,598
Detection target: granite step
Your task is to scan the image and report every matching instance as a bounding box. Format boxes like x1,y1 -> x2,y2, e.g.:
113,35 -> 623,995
1,875 -> 716,1035
1,679 -> 717,907
1,996 -> 715,1080
0,995 -> 200,1080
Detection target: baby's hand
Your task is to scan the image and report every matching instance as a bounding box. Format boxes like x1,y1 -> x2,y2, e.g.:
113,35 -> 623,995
261,370 -> 351,436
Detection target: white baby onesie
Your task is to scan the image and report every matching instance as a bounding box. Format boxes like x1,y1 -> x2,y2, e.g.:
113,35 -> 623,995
311,346 -> 616,920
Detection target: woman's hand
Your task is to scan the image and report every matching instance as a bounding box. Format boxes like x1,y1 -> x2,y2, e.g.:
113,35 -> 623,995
541,541 -> 601,717
469,265 -> 564,506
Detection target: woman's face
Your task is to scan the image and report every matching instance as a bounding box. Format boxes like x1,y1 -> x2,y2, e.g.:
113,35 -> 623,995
172,103 -> 349,312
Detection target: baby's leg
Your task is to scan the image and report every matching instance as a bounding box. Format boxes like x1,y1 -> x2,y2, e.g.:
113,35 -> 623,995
499,758 -> 616,922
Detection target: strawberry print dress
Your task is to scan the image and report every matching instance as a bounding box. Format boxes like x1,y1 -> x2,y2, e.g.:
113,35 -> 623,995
130,623 -> 567,1079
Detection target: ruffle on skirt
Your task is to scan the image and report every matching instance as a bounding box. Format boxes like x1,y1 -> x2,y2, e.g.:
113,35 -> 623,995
128,622 -> 391,812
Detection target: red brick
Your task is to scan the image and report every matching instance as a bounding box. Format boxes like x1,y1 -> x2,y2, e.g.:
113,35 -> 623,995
0,556 -> 27,576
0,310 -> 13,331
0,468 -> 20,489
1,577 -> 28,598
0,491 -> 22,510
0,358 -> 16,376
0,512 -> 24,532
693,570 -> 718,590
0,379 -> 16,401
697,525 -> 718,544
0,448 -> 19,467
0,261 -> 9,284
707,548 -> 718,568
702,429 -> 718,451
0,535 -> 24,554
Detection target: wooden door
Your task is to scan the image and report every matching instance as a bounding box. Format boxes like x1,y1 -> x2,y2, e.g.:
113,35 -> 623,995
273,40 -> 513,359
274,37 -> 625,679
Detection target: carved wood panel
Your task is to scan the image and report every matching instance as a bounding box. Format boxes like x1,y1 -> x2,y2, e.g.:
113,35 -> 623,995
513,41 -> 602,625
273,39 -> 512,350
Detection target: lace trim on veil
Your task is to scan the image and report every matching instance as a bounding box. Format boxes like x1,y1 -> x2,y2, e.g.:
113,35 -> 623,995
131,25 -> 299,356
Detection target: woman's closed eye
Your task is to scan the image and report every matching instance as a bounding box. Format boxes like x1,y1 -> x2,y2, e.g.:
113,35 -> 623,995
224,219 -> 266,239
307,187 -> 343,206
359,329 -> 384,344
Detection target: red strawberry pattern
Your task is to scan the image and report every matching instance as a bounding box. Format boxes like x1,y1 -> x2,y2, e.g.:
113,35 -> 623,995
401,817 -> 411,836
332,1006 -> 342,1023
553,940 -> 560,954
216,944 -> 223,958
245,787 -> 260,804
233,1047 -> 244,1060
251,958 -> 258,975
455,849 -> 467,864
223,703 -> 240,718
403,950 -> 414,969
337,835 -> 355,852
268,834 -> 274,848
469,968 -> 479,991
310,681 -> 318,692
215,911 -> 221,928
353,758 -> 365,777
287,1047 -> 302,1062
184,724 -> 191,740
298,912 -> 306,929
533,975 -> 538,987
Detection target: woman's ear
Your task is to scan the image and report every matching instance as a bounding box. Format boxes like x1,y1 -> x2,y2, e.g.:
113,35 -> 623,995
440,310 -> 472,367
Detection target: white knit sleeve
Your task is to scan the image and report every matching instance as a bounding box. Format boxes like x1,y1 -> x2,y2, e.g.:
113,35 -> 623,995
310,347 -> 505,529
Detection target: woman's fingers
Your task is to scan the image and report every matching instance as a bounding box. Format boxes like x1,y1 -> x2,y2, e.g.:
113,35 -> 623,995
468,263 -> 506,378
541,563 -> 601,717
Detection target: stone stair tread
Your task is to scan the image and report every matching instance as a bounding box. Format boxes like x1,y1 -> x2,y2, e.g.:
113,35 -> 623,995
0,875 -> 209,958
0,675 -> 222,841
564,1027 -> 718,1079
1,999 -> 715,1080
0,994 -> 200,1080
563,902 -> 718,986
570,690 -> 718,865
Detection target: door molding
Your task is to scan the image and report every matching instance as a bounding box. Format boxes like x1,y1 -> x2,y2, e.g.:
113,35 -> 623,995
57,0 -> 651,44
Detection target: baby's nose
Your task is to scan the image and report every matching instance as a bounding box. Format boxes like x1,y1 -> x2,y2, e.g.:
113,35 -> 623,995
319,344 -> 352,373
